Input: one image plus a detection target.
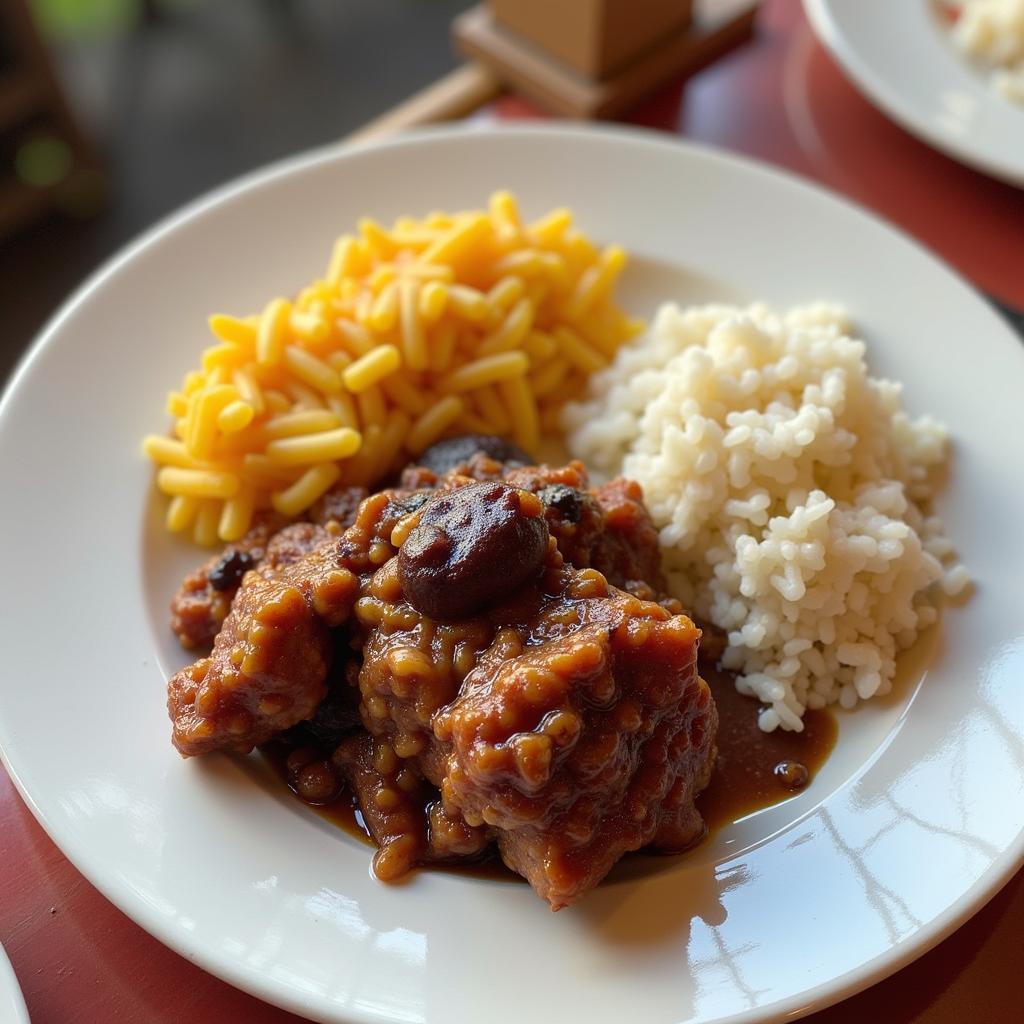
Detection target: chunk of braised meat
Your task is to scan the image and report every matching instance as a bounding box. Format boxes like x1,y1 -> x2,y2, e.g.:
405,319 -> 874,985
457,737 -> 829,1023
398,482 -> 549,620
440,611 -> 713,907
330,734 -> 492,876
352,480 -> 713,907
167,532 -> 358,756
310,484 -> 369,530
170,513 -> 286,649
169,490 -> 366,651
283,642 -> 363,749
504,461 -> 666,593
358,534 -> 714,908
400,450 -> 510,490
263,522 -> 336,570
334,733 -> 430,880
413,434 -> 533,477
590,477 -> 666,591
166,466 -> 716,907
172,449 -> 665,651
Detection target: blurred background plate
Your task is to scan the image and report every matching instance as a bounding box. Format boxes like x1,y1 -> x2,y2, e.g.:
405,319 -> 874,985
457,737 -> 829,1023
804,0 -> 1024,187
1,125 -> 1023,1024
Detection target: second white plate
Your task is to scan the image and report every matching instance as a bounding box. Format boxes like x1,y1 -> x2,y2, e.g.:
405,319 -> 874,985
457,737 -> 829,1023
805,0 -> 1024,187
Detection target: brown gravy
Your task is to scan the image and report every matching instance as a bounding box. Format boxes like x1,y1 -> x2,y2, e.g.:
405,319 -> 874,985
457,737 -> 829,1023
698,667 -> 837,833
265,667 -> 837,878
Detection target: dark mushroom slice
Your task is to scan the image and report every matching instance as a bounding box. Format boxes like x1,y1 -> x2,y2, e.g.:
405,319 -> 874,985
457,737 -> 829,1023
397,481 -> 550,621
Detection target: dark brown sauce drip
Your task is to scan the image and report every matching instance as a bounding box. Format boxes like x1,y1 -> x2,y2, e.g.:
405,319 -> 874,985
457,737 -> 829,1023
697,667 -> 837,833
262,742 -> 374,842
263,665 -> 837,880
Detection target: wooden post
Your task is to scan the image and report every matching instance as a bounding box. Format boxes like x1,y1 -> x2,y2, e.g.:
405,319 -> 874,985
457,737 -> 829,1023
488,0 -> 695,80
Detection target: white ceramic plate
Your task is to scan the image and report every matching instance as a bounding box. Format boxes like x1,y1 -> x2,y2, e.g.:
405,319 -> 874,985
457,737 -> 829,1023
0,945 -> 28,1024
1,125 -> 1023,1024
804,0 -> 1024,187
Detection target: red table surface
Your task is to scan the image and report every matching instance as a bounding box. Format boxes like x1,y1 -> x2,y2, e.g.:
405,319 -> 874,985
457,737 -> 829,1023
2,1 -> 1022,1022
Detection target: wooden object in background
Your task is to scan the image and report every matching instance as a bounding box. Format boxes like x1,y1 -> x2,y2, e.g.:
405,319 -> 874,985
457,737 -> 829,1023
0,0 -> 104,240
489,0 -> 695,79
453,0 -> 759,119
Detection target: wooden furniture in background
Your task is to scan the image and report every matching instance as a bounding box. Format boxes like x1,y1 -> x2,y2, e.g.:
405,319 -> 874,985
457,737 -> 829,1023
0,0 -> 104,241
488,0 -> 696,79
346,1 -> 757,140
453,0 -> 758,118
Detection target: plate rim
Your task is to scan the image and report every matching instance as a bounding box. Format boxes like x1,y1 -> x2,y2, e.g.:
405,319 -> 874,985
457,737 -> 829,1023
1,121 -> 1023,1024
803,0 -> 1024,188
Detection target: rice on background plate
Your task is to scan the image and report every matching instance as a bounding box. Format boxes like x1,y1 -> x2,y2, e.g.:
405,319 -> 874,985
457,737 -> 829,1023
941,0 -> 1024,105
565,303 -> 970,731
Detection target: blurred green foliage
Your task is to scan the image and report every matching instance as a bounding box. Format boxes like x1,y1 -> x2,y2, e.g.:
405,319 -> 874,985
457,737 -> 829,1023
30,0 -> 199,40
15,135 -> 73,187
31,0 -> 135,38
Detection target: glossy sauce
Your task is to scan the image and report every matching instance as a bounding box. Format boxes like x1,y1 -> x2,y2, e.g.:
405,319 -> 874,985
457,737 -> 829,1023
697,667 -> 837,833
317,788 -> 373,843
265,666 -> 837,877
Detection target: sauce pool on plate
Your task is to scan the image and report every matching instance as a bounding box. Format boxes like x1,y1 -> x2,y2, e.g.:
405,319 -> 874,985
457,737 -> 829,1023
697,667 -> 837,833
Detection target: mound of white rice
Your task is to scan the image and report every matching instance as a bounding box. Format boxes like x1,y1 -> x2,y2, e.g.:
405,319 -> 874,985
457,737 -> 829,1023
564,303 -> 969,731
944,0 -> 1024,105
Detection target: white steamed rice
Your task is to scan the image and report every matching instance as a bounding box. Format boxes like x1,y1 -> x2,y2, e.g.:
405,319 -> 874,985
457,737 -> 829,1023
943,0 -> 1024,105
564,302 -> 969,731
